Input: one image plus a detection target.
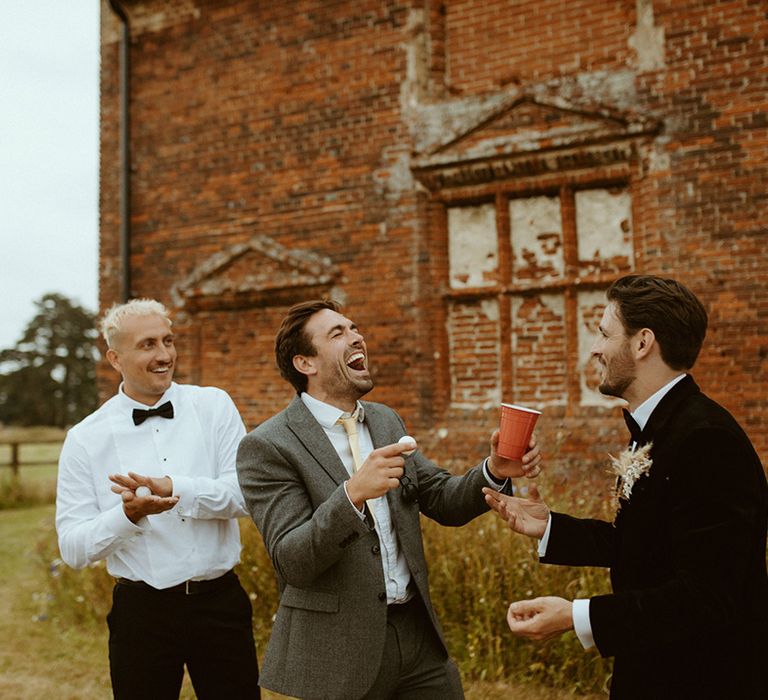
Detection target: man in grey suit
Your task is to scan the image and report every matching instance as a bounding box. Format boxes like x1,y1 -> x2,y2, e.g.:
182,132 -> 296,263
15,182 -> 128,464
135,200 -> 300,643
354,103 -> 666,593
236,299 -> 541,700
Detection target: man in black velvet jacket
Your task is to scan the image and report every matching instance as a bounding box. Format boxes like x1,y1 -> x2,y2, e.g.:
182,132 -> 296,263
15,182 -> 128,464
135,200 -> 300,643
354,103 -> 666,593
484,275 -> 767,699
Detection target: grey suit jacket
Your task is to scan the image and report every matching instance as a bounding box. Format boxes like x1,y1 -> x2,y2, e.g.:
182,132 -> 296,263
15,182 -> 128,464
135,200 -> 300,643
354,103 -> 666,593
236,397 -> 495,699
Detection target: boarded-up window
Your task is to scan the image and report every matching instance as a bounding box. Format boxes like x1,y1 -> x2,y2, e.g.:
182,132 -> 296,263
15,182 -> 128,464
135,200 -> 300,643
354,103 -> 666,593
445,184 -> 633,408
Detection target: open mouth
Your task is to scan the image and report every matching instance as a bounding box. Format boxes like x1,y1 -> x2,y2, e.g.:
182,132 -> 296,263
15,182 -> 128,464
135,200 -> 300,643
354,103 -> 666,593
346,352 -> 366,372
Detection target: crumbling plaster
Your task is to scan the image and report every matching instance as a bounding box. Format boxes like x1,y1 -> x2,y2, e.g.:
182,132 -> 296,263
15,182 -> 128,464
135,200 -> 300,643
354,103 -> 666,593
400,7 -> 661,165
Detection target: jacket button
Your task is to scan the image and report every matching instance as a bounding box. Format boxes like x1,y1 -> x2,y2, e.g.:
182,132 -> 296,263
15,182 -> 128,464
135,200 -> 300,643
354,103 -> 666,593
378,591 -> 386,602
371,545 -> 380,555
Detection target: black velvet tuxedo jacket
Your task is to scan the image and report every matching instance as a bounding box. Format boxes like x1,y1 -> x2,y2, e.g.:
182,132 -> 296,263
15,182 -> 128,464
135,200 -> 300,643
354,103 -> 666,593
542,375 -> 767,699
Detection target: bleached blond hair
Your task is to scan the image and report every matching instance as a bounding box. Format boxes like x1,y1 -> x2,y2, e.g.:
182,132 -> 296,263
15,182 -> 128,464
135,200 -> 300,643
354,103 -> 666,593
100,299 -> 172,348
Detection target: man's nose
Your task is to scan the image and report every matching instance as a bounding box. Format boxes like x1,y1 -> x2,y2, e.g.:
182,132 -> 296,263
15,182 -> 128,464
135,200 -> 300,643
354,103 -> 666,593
156,344 -> 173,361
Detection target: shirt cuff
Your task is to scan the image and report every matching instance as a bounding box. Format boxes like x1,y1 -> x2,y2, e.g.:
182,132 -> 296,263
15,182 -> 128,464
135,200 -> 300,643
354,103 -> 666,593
171,474 -> 194,516
537,513 -> 553,558
482,458 -> 510,491
572,598 -> 595,649
107,501 -> 151,535
343,481 -> 367,520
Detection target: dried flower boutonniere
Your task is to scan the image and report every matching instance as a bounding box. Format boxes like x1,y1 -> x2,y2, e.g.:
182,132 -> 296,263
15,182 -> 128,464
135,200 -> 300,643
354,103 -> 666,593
609,442 -> 653,515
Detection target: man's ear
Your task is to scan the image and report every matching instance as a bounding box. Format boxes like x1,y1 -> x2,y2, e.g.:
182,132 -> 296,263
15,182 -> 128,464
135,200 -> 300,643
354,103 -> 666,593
292,355 -> 317,378
106,347 -> 122,373
634,328 -> 656,359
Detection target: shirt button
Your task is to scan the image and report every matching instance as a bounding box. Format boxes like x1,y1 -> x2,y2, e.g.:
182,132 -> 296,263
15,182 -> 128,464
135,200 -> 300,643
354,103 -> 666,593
371,545 -> 380,555
378,592 -> 386,602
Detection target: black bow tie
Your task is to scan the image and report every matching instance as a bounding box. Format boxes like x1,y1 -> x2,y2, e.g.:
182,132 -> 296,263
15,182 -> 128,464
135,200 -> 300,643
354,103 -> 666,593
624,410 -> 645,445
132,401 -> 174,426
622,409 -> 644,446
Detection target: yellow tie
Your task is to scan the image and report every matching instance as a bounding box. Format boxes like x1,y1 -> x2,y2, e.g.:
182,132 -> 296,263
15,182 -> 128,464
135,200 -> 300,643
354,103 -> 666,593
338,411 -> 363,472
337,409 -> 376,527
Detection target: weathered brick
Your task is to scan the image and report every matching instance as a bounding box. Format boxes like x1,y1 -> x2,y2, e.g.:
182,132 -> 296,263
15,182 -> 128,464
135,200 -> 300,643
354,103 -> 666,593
99,0 -> 768,473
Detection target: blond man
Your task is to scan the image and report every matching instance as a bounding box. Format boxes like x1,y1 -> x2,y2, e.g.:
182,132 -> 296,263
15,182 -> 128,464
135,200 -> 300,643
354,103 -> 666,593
56,299 -> 259,699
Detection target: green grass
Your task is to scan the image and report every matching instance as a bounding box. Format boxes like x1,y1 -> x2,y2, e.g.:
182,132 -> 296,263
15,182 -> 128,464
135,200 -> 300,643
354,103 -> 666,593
0,464 -> 58,509
0,505 -> 112,699
0,470 -> 58,509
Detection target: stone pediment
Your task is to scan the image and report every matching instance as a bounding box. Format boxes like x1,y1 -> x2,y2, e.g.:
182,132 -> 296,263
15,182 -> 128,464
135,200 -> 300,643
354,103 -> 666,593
171,234 -> 339,311
412,95 -> 660,190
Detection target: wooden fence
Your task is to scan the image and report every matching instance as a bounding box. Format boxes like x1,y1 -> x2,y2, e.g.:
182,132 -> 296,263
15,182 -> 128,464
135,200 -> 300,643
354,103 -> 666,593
0,437 -> 63,477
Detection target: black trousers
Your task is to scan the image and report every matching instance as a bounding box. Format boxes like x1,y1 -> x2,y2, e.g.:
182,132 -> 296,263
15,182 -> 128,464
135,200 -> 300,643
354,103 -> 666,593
107,571 -> 260,700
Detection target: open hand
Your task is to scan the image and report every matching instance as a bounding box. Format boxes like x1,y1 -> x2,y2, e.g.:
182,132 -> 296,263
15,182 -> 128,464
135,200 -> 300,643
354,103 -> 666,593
109,471 -> 174,497
482,483 -> 550,538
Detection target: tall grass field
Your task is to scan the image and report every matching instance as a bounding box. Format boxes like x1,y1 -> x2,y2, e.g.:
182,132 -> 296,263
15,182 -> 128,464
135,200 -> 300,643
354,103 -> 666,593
37,484 -> 615,696
4,428 -> 635,696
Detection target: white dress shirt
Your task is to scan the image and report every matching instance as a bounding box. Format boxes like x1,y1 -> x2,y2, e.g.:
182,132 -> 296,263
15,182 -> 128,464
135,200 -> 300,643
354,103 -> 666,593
56,382 -> 248,590
300,392 -> 413,604
539,374 -> 687,649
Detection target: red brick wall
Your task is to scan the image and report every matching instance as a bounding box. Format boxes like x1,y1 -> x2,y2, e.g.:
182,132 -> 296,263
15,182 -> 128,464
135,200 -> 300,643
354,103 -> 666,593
99,0 -> 767,475
443,0 -> 635,93
634,0 -> 768,451
447,299 -> 501,406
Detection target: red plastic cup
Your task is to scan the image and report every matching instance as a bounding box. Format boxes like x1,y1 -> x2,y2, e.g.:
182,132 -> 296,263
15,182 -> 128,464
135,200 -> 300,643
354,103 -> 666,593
497,403 -> 541,460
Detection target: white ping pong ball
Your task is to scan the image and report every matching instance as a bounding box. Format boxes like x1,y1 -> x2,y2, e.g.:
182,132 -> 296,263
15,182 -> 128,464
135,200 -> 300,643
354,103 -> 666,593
135,486 -> 152,498
398,435 -> 417,455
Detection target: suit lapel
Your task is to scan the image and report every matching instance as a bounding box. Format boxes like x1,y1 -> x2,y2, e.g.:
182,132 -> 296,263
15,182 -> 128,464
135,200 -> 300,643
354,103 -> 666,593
285,396 -> 350,485
616,375 -> 699,514
362,401 -> 396,449
641,374 -> 699,449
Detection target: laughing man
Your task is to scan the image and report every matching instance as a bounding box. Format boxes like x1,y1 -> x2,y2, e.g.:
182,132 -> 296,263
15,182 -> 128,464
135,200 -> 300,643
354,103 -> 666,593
236,299 -> 542,699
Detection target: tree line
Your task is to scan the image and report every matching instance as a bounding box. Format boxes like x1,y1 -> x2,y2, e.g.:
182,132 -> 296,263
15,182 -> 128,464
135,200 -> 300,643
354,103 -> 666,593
0,293 -> 98,428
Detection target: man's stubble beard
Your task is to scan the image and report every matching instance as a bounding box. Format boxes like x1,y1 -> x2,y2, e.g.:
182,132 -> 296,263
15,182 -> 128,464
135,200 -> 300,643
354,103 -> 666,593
598,343 -> 636,400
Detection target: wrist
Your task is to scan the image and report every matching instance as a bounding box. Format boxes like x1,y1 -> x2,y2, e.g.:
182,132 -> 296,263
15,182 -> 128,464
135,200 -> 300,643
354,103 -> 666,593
486,460 -> 506,485
157,476 -> 173,497
123,504 -> 141,524
344,478 -> 366,510
563,600 -> 575,631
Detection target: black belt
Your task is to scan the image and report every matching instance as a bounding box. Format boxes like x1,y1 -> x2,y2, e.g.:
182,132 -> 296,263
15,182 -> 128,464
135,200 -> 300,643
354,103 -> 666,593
117,569 -> 236,595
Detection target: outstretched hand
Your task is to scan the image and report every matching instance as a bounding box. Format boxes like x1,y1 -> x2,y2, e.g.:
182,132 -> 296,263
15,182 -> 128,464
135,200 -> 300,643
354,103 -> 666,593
482,483 -> 550,538
109,472 -> 178,523
506,596 -> 573,641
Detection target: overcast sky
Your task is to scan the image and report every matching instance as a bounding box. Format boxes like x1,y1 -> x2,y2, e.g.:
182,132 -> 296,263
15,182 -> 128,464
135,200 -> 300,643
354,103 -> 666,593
0,2 -> 99,349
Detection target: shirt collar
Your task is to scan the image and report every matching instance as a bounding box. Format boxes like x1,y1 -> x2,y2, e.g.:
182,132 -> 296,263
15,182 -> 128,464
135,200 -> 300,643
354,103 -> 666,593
300,392 -> 365,429
631,374 -> 687,431
116,381 -> 178,412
